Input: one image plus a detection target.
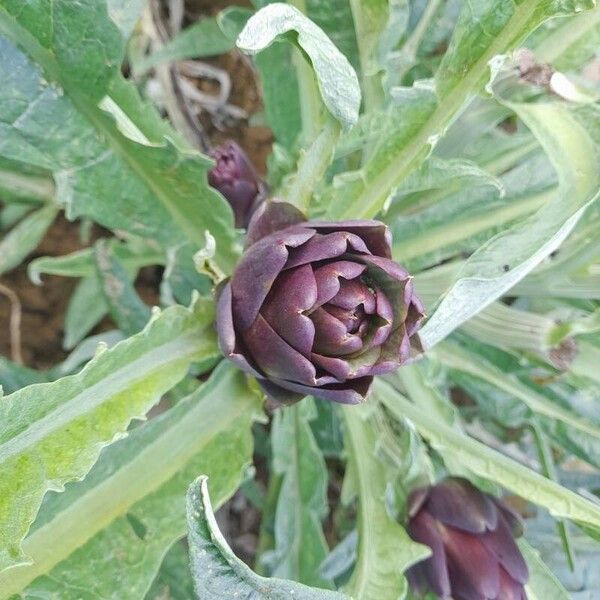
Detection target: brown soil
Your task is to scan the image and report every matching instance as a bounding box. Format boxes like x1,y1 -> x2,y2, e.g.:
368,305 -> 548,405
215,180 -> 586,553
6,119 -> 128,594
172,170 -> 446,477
0,0 -> 274,572
0,0 -> 271,370
0,216 -> 86,368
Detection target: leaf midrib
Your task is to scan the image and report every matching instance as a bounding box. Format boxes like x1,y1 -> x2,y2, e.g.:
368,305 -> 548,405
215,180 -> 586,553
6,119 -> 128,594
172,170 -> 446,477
0,329 -> 211,460
0,9 -> 237,272
347,0 -> 549,219
437,342 -> 600,439
378,380 -> 600,529
0,366 -> 254,596
343,409 -> 397,599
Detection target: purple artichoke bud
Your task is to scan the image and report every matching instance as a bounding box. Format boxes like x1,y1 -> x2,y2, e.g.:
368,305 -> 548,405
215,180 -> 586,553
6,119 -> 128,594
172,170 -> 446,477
406,477 -> 529,600
208,141 -> 266,228
216,201 -> 425,405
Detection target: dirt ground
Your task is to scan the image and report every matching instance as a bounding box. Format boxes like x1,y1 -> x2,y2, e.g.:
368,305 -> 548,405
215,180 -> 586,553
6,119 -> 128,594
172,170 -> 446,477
0,0 -> 271,370
0,0 -> 276,569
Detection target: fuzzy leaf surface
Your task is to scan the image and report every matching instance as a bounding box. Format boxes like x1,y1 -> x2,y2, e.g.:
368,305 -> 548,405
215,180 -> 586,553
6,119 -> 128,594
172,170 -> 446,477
186,476 -> 350,600
0,299 -> 219,571
0,362 -> 259,598
237,3 -> 361,130
0,2 -> 238,273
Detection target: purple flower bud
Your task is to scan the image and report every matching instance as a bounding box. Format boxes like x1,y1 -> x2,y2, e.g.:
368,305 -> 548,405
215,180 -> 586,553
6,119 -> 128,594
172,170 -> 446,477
407,477 -> 529,600
208,141 -> 266,228
216,201 -> 424,405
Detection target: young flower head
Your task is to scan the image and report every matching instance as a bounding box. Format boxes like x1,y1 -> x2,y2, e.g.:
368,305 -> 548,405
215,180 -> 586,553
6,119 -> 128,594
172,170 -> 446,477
216,201 -> 424,405
407,477 -> 529,600
208,141 -> 266,228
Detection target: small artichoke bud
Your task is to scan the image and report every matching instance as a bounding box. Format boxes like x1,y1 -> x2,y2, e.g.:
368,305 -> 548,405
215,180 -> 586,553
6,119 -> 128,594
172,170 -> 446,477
216,201 -> 424,405
407,477 -> 529,600
208,141 -> 266,228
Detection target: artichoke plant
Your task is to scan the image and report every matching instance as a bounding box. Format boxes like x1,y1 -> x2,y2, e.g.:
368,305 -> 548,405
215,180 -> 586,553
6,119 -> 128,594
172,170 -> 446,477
407,477 -> 529,600
216,202 -> 424,404
208,141 -> 266,228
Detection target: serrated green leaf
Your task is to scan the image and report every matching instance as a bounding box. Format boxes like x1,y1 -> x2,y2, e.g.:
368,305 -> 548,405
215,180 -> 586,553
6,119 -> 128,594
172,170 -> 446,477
377,379 -> 600,533
94,239 -> 151,336
519,540 -> 571,600
0,298 -> 219,572
29,241 -> 163,283
186,476 -> 350,600
57,330 -> 125,376
421,96 -> 600,347
0,362 -> 259,598
145,540 -> 196,600
62,276 -> 111,350
329,0 -> 594,220
238,3 -> 361,130
263,399 -> 331,588
0,203 -> 57,275
0,2 -> 238,273
436,341 -> 600,439
342,404 -> 430,600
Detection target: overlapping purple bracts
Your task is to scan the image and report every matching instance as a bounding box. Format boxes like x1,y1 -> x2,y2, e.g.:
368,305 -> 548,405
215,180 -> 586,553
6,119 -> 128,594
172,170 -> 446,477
208,141 -> 267,228
407,478 -> 529,600
216,201 -> 424,404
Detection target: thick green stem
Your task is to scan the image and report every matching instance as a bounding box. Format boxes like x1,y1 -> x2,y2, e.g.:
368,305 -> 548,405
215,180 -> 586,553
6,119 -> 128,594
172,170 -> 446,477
530,422 -> 575,571
393,188 -> 553,261
289,0 -> 323,143
348,0 -> 385,113
350,0 -> 550,219
405,0 -> 443,57
282,117 -> 341,214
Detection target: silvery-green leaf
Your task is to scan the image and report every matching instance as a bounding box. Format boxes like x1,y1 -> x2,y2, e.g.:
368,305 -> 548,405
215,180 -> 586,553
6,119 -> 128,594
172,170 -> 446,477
237,3 -> 361,130
94,240 -> 152,336
342,403 -> 430,600
0,204 -> 32,230
378,379 -> 600,534
0,2 -> 238,274
520,540 -> 571,600
328,0 -> 594,220
263,399 -> 332,588
0,159 -> 54,205
306,0 -> 359,72
29,240 -> 163,283
107,0 -> 146,39
57,330 -> 125,376
421,99 -> 600,348
1,362 -> 260,598
145,540 -> 195,600
345,0 -> 389,109
186,476 -> 350,600
0,298 -> 219,571
436,341 -> 600,441
0,358 -> 50,396
532,2 -> 600,71
0,204 -> 57,275
62,276 -> 111,350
